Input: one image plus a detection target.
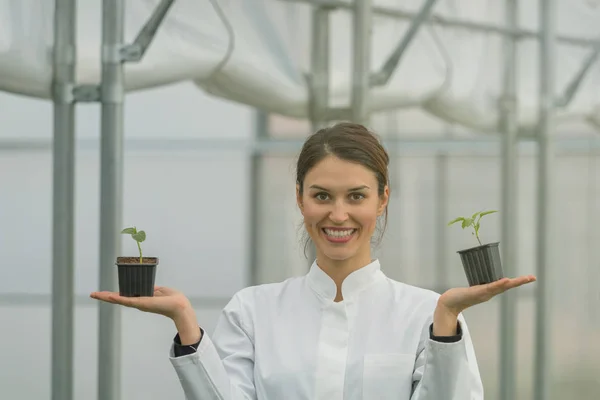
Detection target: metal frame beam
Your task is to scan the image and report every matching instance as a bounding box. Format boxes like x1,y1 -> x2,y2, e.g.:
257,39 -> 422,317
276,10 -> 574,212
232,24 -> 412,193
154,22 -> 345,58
370,0 -> 439,86
125,0 -> 176,61
555,37 -> 600,107
3,136 -> 600,154
280,0 -> 600,48
300,0 -> 596,128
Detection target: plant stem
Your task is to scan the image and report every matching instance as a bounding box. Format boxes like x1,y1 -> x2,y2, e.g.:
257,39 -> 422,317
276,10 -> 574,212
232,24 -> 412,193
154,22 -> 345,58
476,233 -> 482,246
137,241 -> 143,264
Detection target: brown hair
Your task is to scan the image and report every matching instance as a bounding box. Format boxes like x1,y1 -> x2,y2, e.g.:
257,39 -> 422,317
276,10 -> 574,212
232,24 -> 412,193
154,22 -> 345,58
296,122 -> 390,251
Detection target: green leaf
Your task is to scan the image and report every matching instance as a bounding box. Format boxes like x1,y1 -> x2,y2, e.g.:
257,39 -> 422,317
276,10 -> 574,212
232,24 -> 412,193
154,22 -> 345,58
132,231 -> 146,242
471,211 -> 482,220
462,218 -> 474,228
479,210 -> 498,217
121,227 -> 136,235
447,217 -> 465,226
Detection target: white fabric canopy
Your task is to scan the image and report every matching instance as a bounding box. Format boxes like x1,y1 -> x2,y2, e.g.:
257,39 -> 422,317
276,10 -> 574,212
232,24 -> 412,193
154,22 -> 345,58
1,0 -> 600,132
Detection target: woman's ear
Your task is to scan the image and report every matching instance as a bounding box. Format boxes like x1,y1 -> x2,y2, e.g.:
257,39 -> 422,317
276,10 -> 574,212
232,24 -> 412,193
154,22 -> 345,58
296,184 -> 304,215
377,186 -> 389,216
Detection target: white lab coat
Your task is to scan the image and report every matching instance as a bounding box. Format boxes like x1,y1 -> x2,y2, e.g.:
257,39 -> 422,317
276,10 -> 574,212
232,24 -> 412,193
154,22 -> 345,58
169,259 -> 484,399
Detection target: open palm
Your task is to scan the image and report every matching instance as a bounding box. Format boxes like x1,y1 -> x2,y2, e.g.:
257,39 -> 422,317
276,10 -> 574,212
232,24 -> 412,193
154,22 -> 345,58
90,286 -> 191,320
439,275 -> 537,314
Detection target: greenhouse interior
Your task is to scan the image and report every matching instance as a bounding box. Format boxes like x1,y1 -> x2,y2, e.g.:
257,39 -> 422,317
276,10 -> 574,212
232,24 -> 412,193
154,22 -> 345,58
1,0 -> 599,399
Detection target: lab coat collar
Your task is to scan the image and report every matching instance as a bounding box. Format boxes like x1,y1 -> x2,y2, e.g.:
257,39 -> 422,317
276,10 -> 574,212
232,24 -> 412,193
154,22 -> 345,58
307,258 -> 384,302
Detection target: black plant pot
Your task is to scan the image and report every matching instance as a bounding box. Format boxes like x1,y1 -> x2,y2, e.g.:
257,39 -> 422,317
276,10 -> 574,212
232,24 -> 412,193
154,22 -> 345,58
116,257 -> 158,297
457,242 -> 503,286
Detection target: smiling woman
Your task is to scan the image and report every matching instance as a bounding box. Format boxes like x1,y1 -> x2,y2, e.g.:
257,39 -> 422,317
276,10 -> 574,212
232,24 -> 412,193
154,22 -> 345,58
295,123 -> 391,298
90,122 -> 536,400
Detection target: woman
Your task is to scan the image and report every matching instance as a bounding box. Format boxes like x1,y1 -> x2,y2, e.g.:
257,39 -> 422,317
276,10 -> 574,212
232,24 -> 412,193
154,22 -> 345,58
91,122 -> 536,399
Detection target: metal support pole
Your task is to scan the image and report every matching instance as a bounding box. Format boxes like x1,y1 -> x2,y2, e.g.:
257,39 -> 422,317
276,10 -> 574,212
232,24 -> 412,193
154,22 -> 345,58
309,6 -> 331,130
534,0 -> 556,398
51,1 -> 77,400
498,1 -> 519,399
249,111 -> 268,285
350,0 -> 372,125
98,1 -> 126,399
434,141 -> 449,292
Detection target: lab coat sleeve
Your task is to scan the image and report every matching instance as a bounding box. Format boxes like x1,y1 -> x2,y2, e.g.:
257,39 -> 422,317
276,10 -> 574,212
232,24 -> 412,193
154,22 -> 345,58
169,293 -> 256,400
410,313 -> 484,399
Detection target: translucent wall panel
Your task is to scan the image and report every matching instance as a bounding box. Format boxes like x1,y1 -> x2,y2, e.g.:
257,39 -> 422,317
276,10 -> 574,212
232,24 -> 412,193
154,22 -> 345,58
0,148 -> 250,399
0,149 -> 250,297
0,153 -> 53,293
0,304 -> 225,399
255,156 -> 309,283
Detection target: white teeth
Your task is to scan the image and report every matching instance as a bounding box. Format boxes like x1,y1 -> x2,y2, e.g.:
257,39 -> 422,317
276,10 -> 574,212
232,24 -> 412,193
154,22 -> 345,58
324,229 -> 354,237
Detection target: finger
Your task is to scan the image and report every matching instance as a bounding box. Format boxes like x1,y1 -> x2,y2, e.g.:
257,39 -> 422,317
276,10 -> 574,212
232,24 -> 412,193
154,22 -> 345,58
105,293 -> 145,309
509,275 -> 536,287
91,291 -> 142,308
90,291 -> 120,303
484,275 -> 536,296
499,275 -> 536,292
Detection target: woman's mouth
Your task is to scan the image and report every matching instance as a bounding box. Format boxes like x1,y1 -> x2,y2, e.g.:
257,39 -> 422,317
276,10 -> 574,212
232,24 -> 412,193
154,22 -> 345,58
321,228 -> 357,243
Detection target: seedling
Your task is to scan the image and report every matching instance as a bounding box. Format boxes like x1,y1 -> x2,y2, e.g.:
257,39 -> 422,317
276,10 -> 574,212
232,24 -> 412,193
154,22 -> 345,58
121,226 -> 146,263
448,210 -> 497,246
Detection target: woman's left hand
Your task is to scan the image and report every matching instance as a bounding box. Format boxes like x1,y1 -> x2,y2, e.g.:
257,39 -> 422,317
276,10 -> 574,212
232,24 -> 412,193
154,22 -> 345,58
440,275 -> 536,314
432,275 -> 536,336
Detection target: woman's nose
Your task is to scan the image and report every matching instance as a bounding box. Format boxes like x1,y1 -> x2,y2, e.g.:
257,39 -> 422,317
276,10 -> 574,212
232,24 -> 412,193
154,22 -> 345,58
329,202 -> 349,223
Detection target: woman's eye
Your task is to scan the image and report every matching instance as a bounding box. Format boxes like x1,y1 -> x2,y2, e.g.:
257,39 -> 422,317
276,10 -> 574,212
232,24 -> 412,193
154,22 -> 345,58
350,193 -> 365,201
316,193 -> 329,201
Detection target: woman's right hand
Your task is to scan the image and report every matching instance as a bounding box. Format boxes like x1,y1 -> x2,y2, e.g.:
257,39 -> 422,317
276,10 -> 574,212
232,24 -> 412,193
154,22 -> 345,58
90,286 -> 192,321
90,286 -> 202,344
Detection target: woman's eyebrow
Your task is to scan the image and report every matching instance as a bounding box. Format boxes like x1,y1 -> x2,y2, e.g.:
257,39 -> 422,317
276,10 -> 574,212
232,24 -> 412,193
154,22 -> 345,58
308,185 -> 370,191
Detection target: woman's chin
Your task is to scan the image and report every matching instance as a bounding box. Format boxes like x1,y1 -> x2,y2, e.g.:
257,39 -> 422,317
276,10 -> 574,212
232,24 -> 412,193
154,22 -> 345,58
320,247 -> 357,261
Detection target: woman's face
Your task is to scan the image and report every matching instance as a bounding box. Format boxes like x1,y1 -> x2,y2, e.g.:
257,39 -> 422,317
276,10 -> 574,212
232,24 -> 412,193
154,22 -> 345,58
297,155 -> 388,264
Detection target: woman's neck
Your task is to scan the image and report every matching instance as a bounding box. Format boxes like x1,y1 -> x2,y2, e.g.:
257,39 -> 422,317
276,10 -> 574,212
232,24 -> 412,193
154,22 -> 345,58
316,251 -> 372,302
